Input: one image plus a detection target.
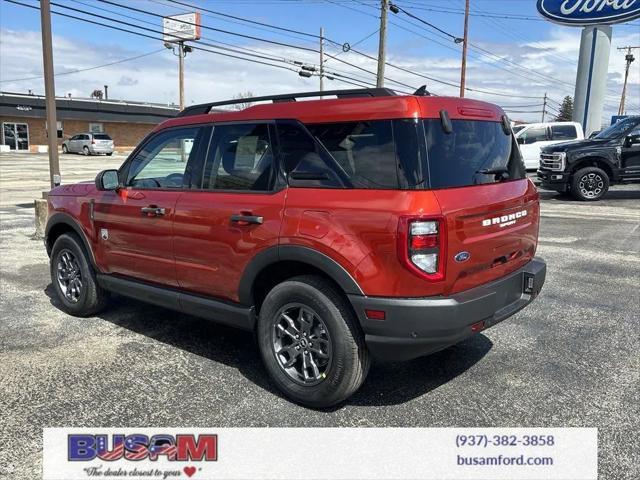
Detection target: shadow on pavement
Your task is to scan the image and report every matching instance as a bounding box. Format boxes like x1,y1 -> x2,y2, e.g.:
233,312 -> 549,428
538,188 -> 640,201
45,285 -> 493,409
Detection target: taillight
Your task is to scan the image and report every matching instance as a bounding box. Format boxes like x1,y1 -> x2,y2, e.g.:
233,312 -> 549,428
398,217 -> 446,281
91,139 -> 96,144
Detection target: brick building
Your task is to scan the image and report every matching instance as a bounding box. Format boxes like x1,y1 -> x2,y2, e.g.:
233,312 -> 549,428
0,92 -> 178,153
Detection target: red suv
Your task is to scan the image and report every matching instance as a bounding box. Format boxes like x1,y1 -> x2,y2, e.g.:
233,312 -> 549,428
46,88 -> 546,408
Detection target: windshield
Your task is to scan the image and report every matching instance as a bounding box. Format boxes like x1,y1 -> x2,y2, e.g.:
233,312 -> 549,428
93,134 -> 112,140
423,119 -> 526,189
595,118 -> 640,139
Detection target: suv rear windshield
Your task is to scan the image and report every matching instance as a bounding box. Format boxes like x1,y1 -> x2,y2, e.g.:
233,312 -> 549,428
423,119 -> 525,189
93,134 -> 112,140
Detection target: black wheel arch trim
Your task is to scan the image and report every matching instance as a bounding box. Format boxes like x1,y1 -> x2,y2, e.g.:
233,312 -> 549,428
238,245 -> 364,305
45,212 -> 99,270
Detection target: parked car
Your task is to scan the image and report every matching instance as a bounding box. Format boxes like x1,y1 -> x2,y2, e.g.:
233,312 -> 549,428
515,121 -> 584,170
62,133 -> 114,155
538,115 -> 640,201
45,88 -> 546,408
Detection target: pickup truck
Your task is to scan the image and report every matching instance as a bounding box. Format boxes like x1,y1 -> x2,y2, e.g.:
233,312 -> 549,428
537,116 -> 640,201
514,121 -> 585,170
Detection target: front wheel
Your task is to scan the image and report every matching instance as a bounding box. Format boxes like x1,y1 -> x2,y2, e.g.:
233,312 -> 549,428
50,233 -> 108,316
257,275 -> 370,408
571,167 -> 609,201
62,145 -> 68,154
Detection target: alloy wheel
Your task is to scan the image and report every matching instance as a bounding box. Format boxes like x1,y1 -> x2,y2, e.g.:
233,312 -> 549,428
578,173 -> 604,199
56,249 -> 83,303
271,303 -> 332,386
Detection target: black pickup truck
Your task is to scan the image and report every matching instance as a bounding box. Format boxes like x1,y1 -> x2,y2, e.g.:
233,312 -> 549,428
537,116 -> 640,201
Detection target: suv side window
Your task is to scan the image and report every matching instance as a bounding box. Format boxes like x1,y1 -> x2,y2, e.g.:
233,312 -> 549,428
306,120 -> 399,189
126,126 -> 210,189
551,124 -> 577,140
201,123 -> 275,191
520,127 -> 548,144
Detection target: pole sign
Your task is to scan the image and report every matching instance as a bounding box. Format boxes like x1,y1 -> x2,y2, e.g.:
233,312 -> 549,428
162,12 -> 202,43
537,0 -> 640,26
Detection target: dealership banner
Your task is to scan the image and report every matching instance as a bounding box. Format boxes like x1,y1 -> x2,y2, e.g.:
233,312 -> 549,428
43,427 -> 597,480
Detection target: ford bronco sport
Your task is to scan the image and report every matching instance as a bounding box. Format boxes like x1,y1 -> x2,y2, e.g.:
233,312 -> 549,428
46,88 -> 546,408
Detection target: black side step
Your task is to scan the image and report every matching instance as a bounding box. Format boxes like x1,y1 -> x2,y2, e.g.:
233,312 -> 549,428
97,274 -> 255,331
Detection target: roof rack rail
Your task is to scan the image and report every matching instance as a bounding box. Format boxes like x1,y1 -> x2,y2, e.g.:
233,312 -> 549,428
177,87 -> 397,117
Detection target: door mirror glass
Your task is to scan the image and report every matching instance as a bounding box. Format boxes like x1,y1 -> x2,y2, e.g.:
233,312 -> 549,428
96,169 -> 120,191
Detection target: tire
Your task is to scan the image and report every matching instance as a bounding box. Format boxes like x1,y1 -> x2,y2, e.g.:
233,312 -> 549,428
571,167 -> 609,201
83,146 -> 90,156
62,145 -> 68,154
50,233 -> 108,316
257,275 -> 370,408
106,152 -> 113,156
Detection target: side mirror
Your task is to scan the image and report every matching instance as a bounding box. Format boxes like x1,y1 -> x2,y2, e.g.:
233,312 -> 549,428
626,134 -> 640,146
95,169 -> 120,191
516,137 -> 525,145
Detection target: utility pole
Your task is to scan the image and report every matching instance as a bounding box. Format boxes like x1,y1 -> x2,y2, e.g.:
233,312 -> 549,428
617,46 -> 638,116
376,0 -> 389,87
178,41 -> 185,110
40,0 -> 60,188
459,0 -> 470,97
319,27 -> 324,92
541,92 -> 548,122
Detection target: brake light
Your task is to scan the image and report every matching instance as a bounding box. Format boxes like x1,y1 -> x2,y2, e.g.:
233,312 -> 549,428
398,217 -> 446,281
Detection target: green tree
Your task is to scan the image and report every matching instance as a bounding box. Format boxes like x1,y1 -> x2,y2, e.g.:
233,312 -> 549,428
554,96 -> 574,122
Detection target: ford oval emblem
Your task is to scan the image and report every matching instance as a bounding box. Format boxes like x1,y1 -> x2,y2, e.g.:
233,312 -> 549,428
454,251 -> 471,263
537,0 -> 640,26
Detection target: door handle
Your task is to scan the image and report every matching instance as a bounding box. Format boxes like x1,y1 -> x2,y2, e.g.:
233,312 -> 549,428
230,213 -> 263,225
141,206 -> 166,217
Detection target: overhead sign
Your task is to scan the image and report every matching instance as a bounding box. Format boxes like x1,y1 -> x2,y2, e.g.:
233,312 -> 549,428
162,12 -> 201,43
537,0 -> 640,25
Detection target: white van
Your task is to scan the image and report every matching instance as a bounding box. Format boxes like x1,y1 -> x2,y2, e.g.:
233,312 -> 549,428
515,122 -> 584,170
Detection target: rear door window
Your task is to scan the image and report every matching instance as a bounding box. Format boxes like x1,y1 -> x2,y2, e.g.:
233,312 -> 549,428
551,124 -> 577,140
201,123 -> 275,191
423,119 -> 525,189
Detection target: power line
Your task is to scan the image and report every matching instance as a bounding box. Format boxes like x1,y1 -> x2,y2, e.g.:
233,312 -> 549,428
96,0 -> 418,91
4,0 -> 395,93
0,49 -> 164,83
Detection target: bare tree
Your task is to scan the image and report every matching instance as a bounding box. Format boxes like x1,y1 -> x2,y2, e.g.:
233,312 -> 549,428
231,91 -> 255,110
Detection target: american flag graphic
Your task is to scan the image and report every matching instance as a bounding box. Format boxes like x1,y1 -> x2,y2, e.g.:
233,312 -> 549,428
96,435 -> 124,461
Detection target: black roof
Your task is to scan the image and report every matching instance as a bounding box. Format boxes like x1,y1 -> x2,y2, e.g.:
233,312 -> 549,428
0,92 -> 178,124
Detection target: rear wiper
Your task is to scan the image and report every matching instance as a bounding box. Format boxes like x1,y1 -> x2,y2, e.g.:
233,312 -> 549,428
476,167 -> 509,175
475,167 -> 510,181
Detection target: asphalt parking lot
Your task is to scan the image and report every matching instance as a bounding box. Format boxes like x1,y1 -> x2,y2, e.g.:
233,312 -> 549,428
1,152 -> 639,479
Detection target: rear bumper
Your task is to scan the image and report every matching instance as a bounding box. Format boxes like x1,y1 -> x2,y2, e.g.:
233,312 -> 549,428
89,145 -> 114,154
537,169 -> 570,191
348,258 -> 546,362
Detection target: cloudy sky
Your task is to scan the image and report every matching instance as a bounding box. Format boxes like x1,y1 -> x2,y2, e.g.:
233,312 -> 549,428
0,0 -> 638,126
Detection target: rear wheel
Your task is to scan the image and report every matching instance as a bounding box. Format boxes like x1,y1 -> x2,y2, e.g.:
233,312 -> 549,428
50,233 -> 108,316
83,146 -> 90,156
106,152 -> 113,156
257,275 -> 370,408
571,167 -> 609,201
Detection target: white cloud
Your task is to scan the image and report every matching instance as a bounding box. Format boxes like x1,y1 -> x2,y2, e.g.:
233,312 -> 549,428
0,26 -> 638,125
